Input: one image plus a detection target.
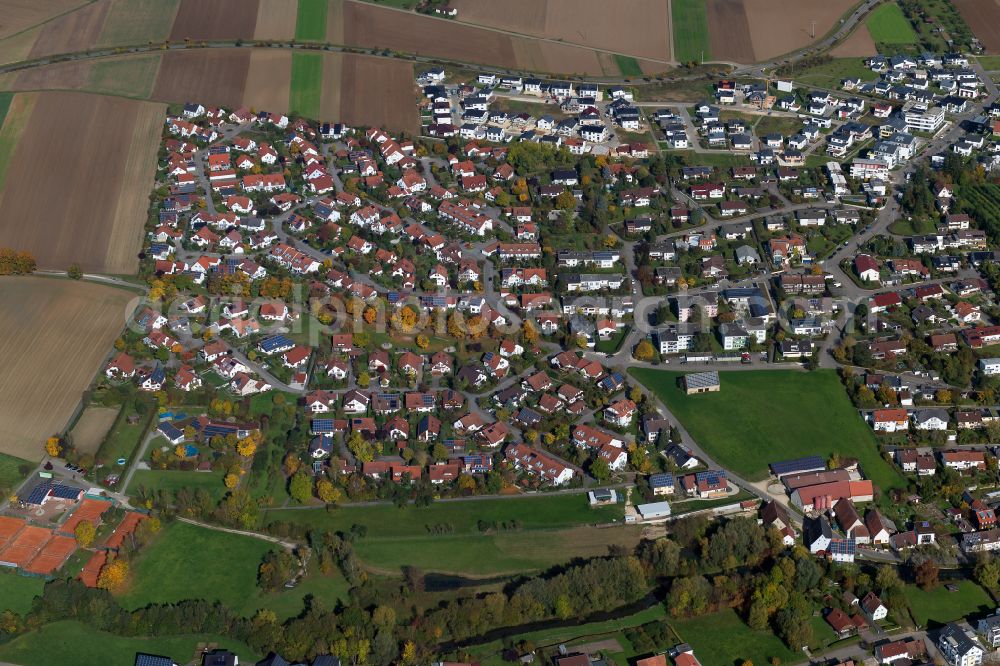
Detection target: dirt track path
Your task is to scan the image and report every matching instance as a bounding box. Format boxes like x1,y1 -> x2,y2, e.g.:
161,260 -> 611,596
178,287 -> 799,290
176,516 -> 297,550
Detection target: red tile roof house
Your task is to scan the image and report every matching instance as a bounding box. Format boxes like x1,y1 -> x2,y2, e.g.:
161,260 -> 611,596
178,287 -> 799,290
105,352 -> 136,380
871,408 -> 909,433
854,254 -> 880,282
874,638 -> 925,664
603,399 -> 637,427
940,449 -> 986,471
868,292 -> 901,313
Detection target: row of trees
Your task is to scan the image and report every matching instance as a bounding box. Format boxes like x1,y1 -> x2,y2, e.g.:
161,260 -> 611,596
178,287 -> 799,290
0,248 -> 35,275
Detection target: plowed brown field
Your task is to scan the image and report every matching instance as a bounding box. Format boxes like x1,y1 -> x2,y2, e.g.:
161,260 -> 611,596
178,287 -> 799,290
13,59 -> 91,90
831,26 -> 878,57
0,92 -> 163,274
152,49 -> 250,109
169,0 -> 258,41
28,0 -> 109,58
706,0 -> 754,62
254,0 -> 297,41
452,0 -> 671,61
954,0 -> 1000,53
243,49 -> 291,113
340,54 -> 418,133
0,277 -> 135,458
0,0 -> 90,40
743,0 -> 857,61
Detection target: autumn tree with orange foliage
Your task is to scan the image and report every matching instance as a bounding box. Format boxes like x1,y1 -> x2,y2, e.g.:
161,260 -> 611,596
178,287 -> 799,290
97,557 -> 129,590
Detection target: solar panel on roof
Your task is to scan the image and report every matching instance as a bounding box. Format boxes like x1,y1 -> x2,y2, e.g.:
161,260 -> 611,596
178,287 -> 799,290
828,539 -> 856,555
50,484 -> 81,500
159,423 -> 184,440
769,455 -> 825,476
24,483 -> 51,505
696,470 -> 726,485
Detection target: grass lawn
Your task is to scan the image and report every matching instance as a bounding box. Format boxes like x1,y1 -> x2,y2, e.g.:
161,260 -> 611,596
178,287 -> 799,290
266,494 -> 623,537
295,0 -> 328,41
669,608 -> 797,666
977,55 -> 1000,72
904,580 -> 994,629
0,569 -> 44,615
120,520 -> 348,618
354,525 -> 642,576
0,451 -> 31,497
671,490 -> 754,516
630,369 -> 904,489
664,150 -> 753,168
95,404 -> 149,470
786,57 -> 870,89
866,3 -> 918,44
126,469 -> 227,500
468,604 -> 667,666
595,328 -> 628,354
614,55 -> 643,77
266,496 -> 630,575
671,0 -> 710,63
289,52 -> 323,118
754,114 -> 802,137
0,620 -> 257,666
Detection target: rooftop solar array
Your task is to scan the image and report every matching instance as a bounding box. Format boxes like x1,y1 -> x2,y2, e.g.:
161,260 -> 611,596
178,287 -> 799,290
769,455 -> 826,477
828,538 -> 857,555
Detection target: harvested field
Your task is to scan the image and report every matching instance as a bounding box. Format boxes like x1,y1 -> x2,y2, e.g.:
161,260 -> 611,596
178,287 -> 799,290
23,534 -> 75,574
152,49 -> 250,109
340,54 -> 418,133
0,277 -> 135,459
0,92 -> 163,274
13,59 -> 91,91
95,0 -> 179,48
28,0 -> 110,59
831,26 -> 878,57
343,1 -> 518,68
319,52 -> 343,120
0,526 -> 51,568
69,407 -> 120,455
243,49 -> 291,113
0,26 -> 42,67
954,0 -> 1000,54
168,0 -> 258,41
326,0 -> 345,43
523,40 -> 605,76
706,0 -> 754,63
86,53 -> 161,99
451,0 -> 672,61
0,0 -> 90,40
254,0 -> 298,41
78,550 -> 106,587
61,498 -> 112,534
743,0 -> 857,61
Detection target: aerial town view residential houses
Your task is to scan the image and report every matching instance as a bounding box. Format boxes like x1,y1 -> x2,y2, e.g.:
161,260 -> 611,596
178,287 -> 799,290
6,1 -> 1000,664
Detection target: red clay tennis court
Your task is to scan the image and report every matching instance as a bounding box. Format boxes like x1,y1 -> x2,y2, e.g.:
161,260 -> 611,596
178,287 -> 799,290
0,525 -> 52,568
78,551 -> 107,587
0,516 -> 26,550
24,535 -> 76,575
61,498 -> 111,535
107,512 -> 146,549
